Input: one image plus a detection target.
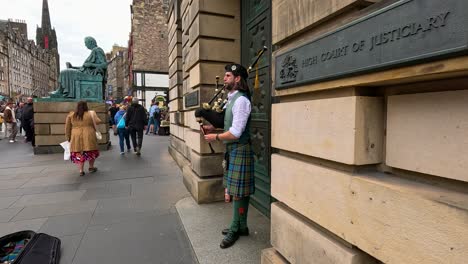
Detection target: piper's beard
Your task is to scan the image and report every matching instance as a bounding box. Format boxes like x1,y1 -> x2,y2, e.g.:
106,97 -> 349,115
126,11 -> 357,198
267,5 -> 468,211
225,82 -> 235,91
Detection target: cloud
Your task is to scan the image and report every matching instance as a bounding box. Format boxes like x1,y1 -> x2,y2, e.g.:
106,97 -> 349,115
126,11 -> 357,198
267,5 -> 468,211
0,0 -> 132,69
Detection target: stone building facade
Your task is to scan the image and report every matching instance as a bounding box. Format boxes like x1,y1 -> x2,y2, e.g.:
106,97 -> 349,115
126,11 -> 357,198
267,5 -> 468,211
0,21 -> 57,98
129,0 -> 170,106
0,31 -> 8,96
131,0 -> 169,72
168,0 -> 468,263
106,48 -> 126,99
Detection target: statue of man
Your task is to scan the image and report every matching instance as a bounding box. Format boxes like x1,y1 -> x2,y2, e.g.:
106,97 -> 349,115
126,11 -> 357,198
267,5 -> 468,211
50,36 -> 107,98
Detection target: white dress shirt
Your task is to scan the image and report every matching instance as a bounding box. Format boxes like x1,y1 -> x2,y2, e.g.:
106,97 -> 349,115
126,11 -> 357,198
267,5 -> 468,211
224,90 -> 251,138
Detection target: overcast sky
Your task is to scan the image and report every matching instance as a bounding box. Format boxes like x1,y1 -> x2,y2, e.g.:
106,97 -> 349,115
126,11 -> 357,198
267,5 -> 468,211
0,0 -> 132,69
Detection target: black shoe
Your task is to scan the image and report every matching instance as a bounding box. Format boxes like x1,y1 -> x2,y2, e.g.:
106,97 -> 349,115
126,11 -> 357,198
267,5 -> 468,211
89,167 -> 98,173
79,171 -> 85,177
220,231 -> 240,249
221,228 -> 249,236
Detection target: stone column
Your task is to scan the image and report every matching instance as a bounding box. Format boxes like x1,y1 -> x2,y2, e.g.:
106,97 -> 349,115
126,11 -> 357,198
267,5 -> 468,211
168,0 -> 240,203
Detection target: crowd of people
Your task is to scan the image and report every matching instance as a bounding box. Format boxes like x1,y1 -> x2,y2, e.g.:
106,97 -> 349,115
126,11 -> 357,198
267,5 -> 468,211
0,97 -> 36,146
64,97 -> 169,176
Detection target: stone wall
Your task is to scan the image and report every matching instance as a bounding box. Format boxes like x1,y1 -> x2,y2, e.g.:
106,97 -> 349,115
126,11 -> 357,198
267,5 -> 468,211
34,102 -> 110,154
132,0 -> 169,72
167,0 -> 240,203
264,0 -> 468,263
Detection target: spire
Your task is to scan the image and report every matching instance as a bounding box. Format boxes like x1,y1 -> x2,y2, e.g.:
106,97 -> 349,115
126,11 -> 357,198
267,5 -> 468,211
41,0 -> 51,30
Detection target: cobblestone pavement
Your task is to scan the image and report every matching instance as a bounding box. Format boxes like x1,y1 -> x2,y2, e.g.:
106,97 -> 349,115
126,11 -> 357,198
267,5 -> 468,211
0,132 -> 197,264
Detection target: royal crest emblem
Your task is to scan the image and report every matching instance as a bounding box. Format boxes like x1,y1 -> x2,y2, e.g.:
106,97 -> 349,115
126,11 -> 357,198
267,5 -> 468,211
279,55 -> 298,84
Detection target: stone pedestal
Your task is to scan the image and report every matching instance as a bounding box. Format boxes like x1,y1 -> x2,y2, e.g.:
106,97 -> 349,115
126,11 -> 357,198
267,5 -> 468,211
33,101 -> 110,154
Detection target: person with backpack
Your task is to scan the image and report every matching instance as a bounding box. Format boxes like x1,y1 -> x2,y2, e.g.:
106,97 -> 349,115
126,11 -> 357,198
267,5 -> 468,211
145,100 -> 160,135
114,105 -> 131,155
125,97 -> 148,155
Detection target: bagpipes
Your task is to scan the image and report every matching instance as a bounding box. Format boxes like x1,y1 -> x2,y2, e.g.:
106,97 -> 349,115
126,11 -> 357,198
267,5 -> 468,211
194,46 -> 268,153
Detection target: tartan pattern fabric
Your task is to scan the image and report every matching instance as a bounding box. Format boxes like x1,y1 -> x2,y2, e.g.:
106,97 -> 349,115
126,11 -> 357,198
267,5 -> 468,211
224,142 -> 255,197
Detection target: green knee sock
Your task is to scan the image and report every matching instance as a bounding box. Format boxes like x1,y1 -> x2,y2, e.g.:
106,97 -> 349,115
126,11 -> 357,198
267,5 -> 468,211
229,199 -> 242,232
239,196 -> 250,230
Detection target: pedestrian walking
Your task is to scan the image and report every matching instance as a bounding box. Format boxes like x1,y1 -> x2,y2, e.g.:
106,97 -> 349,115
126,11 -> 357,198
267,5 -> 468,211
108,103 -> 119,135
0,107 -> 4,140
3,100 -> 18,143
15,102 -> 24,136
145,100 -> 158,135
65,101 -> 102,176
0,101 -> 7,139
21,97 -> 35,146
152,101 -> 161,135
114,105 -> 131,155
125,97 -> 147,156
204,63 -> 255,249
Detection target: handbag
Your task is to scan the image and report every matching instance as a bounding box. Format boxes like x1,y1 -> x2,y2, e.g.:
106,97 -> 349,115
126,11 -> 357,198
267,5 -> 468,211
116,113 -> 126,129
90,111 -> 102,140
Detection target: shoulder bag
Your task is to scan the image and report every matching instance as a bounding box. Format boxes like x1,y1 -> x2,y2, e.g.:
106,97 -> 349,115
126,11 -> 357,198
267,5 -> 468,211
90,111 -> 103,140
116,113 -> 127,129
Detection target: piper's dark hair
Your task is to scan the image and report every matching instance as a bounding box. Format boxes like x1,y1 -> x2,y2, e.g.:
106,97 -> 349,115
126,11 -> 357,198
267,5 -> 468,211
74,101 -> 89,120
235,77 -> 251,98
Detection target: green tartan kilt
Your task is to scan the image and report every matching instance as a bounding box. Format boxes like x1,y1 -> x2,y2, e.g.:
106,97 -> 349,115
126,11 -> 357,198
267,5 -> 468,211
223,142 -> 255,198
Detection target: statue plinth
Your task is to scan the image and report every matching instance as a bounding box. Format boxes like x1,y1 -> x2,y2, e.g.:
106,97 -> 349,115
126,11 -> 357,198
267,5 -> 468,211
33,101 -> 110,154
42,74 -> 104,102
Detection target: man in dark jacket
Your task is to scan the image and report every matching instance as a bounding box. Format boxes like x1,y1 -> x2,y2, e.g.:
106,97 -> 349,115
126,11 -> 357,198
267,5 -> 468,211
125,97 -> 148,155
15,102 -> 24,135
21,97 -> 35,146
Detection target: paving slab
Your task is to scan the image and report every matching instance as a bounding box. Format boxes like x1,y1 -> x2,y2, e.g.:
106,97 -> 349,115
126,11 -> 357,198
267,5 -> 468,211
0,178 -> 30,189
0,186 -> 46,198
41,183 -> 82,193
94,196 -> 169,215
72,214 -> 196,264
176,197 -> 271,264
0,218 -> 48,237
13,200 -> 98,221
0,196 -> 20,209
80,182 -> 132,200
58,234 -> 84,264
0,207 -> 23,223
89,210 -> 167,227
21,174 -> 79,188
39,212 -> 93,237
11,190 -> 86,207
76,175 -> 155,188
0,165 -> 46,176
